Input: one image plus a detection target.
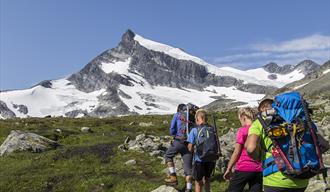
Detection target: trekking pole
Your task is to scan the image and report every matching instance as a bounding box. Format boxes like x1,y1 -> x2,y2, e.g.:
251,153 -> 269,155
186,104 -> 189,139
212,113 -> 221,156
300,95 -> 325,170
324,165 -> 329,192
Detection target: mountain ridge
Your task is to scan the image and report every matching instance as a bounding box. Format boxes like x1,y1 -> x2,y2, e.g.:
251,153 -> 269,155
0,29 -> 322,118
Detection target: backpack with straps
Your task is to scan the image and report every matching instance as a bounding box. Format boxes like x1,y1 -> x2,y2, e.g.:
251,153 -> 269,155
196,125 -> 220,162
177,103 -> 199,138
258,91 -> 326,179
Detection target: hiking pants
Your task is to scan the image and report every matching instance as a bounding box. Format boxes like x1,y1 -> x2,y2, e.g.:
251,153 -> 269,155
164,139 -> 193,176
227,171 -> 262,192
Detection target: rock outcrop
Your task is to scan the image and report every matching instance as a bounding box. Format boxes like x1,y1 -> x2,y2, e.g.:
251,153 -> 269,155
0,100 -> 16,119
151,185 -> 177,192
0,130 -> 59,156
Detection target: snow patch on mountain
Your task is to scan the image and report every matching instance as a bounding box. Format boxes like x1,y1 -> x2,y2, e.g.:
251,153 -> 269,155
100,58 -> 131,75
0,79 -> 106,117
323,69 -> 330,75
246,68 -> 305,84
117,71 -> 264,114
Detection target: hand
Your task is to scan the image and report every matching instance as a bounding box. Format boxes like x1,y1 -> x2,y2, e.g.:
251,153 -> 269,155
223,169 -> 232,181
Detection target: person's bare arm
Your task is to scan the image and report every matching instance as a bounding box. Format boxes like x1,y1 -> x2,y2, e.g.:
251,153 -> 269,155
188,143 -> 194,152
245,134 -> 261,161
223,143 -> 243,180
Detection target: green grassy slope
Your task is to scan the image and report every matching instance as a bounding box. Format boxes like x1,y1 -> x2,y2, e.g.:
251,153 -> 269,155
0,111 -> 240,192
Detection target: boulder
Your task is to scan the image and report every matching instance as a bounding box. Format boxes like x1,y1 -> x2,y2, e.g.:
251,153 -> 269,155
151,185 -> 177,192
125,159 -> 137,166
217,128 -> 236,173
219,128 -> 236,158
81,127 -> 92,133
139,122 -> 153,127
0,130 -> 58,156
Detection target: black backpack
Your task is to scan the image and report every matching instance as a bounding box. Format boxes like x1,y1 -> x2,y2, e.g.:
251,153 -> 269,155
196,125 -> 220,162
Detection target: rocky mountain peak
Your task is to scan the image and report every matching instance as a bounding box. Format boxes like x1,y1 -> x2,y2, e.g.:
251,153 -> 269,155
121,29 -> 135,43
294,59 -> 320,74
263,62 -> 294,74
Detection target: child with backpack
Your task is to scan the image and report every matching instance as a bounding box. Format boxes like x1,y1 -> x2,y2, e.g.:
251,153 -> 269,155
223,107 -> 263,192
245,92 -> 327,192
187,109 -> 220,192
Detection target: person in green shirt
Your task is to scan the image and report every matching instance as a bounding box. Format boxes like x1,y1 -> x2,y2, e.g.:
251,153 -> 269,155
245,98 -> 308,192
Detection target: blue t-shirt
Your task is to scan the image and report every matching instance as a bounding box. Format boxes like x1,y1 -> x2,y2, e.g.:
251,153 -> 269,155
187,127 -> 202,162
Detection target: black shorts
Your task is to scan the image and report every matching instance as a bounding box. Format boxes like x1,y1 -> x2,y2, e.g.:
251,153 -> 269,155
264,186 -> 306,192
227,171 -> 262,192
192,161 -> 216,181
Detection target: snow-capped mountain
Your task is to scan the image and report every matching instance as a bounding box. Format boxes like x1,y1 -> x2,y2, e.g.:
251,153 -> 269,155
273,60 -> 330,97
0,30 -> 320,118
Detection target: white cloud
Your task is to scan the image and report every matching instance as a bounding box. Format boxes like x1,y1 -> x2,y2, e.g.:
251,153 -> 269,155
206,34 -> 330,69
250,34 -> 330,52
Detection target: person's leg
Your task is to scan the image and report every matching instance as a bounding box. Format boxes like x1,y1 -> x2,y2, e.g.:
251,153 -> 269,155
164,140 -> 180,184
201,162 -> 215,192
192,162 -> 205,192
181,142 -> 193,191
203,177 -> 211,192
248,172 -> 262,192
185,175 -> 193,192
195,180 -> 203,192
227,171 -> 250,192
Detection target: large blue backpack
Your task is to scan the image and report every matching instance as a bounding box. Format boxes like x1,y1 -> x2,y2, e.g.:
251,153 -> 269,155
258,91 -> 326,179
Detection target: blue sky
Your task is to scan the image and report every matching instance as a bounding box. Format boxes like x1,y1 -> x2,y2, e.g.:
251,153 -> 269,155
1,0 -> 330,90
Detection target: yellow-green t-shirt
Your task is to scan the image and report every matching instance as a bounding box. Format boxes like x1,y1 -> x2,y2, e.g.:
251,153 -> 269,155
248,120 -> 309,188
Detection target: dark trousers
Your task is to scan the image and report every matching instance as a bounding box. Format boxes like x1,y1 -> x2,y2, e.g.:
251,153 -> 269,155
227,171 -> 262,192
164,139 -> 193,176
264,186 -> 306,192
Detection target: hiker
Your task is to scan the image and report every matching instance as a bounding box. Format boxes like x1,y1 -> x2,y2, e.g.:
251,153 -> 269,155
164,103 -> 198,192
223,107 -> 262,192
245,92 -> 326,192
187,109 -> 219,192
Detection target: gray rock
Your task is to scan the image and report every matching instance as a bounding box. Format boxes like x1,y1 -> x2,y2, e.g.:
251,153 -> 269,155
218,118 -> 228,122
65,110 -> 88,118
124,159 -> 136,166
135,134 -> 146,141
55,129 -> 62,134
12,104 -> 28,114
129,122 -> 137,126
124,136 -> 131,144
217,129 -> 236,171
268,74 -> 278,80
0,130 -> 58,156
139,122 -> 154,127
151,185 -> 178,192
0,100 -> 16,119
81,127 -> 92,133
36,80 -> 53,88
324,103 -> 330,113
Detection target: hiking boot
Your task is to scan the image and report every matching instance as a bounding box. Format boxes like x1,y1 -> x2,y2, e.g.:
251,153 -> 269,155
164,174 -> 178,186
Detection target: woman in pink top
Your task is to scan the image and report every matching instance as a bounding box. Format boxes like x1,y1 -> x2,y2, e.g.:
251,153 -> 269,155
223,107 -> 262,192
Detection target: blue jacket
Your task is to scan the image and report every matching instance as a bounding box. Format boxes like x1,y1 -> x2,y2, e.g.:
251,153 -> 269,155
169,112 -> 187,137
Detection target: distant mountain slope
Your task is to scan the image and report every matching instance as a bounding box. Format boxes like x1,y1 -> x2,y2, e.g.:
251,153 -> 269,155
0,30 -> 319,118
272,60 -> 330,97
